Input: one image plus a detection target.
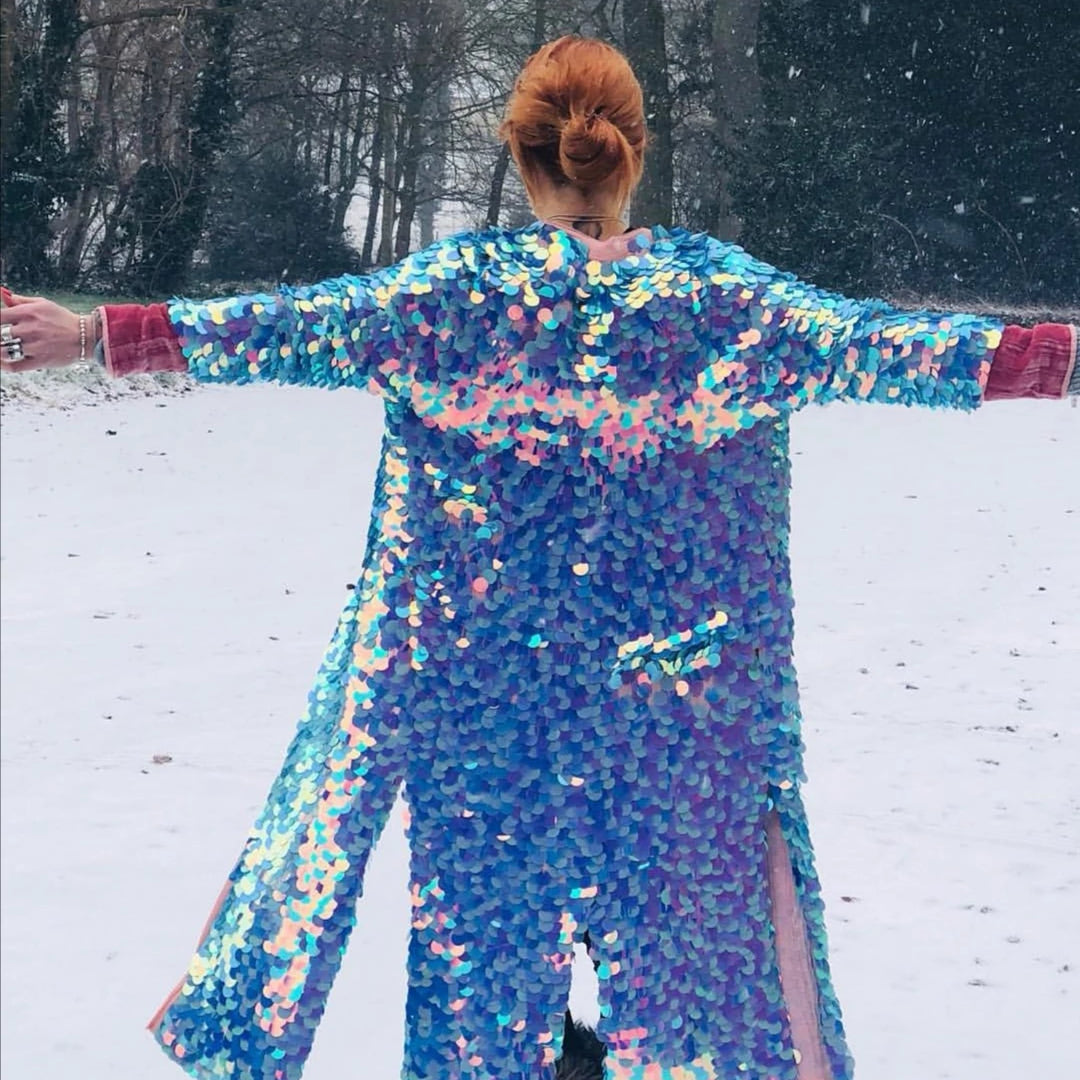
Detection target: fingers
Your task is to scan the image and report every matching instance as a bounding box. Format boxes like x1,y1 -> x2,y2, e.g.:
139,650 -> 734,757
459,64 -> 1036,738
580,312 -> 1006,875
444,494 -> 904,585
1,299 -> 57,333
0,331 -> 32,368
0,288 -> 37,307
1,302 -> 32,367
1,308 -> 30,333
1,296 -> 79,370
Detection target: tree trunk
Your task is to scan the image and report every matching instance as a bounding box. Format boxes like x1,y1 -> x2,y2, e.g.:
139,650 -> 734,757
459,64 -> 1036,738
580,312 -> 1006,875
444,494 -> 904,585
393,104 -> 422,258
416,82 -> 450,248
324,73 -> 346,195
0,0 -> 14,281
488,0 -> 547,227
377,83 -> 397,266
394,7 -> 441,260
0,0 -> 15,160
95,178 -> 131,280
57,24 -> 121,283
331,73 -> 368,239
360,100 -> 385,270
622,0 -> 673,228
710,0 -> 764,240
486,144 -> 511,227
1,0 -> 81,285
130,0 -> 238,293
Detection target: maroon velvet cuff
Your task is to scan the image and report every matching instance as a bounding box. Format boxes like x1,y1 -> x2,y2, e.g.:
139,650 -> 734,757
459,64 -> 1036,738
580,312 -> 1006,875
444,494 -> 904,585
985,323 -> 1077,401
100,303 -> 187,377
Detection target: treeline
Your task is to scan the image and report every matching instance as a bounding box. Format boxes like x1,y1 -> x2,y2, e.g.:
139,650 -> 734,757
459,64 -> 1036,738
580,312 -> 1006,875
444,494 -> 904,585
1,0 -> 1076,305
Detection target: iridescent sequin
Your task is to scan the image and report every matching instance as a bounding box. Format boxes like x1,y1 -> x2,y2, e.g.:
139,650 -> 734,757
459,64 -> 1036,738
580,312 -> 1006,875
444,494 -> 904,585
157,223 -> 1002,1079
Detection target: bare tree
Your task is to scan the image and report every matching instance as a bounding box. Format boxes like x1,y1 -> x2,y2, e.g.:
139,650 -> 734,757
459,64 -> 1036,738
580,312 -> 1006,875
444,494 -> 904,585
622,0 -> 672,227
709,0 -> 762,241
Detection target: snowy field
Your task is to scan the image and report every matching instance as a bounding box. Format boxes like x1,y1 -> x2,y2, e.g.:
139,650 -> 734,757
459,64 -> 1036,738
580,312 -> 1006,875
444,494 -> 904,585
1,380 -> 1076,1080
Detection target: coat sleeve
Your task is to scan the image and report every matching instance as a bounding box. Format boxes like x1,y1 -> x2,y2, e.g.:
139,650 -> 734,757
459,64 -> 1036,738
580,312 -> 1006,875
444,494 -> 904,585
99,256 -> 441,401
167,263 -> 417,400
697,247 -> 1009,427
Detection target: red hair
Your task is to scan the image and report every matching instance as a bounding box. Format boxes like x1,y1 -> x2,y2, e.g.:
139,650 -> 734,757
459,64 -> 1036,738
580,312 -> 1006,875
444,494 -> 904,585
500,36 -> 646,209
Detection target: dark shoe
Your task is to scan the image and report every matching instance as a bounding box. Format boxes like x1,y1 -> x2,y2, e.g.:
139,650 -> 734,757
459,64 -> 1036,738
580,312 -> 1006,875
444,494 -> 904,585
555,1010 -> 606,1079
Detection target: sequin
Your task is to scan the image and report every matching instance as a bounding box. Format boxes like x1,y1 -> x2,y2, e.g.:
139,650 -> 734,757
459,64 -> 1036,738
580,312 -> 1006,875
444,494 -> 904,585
156,222 -> 1002,1079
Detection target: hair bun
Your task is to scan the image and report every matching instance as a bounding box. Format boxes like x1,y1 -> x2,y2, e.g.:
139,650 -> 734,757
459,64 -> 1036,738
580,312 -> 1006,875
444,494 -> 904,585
558,111 -> 629,187
501,36 -> 646,205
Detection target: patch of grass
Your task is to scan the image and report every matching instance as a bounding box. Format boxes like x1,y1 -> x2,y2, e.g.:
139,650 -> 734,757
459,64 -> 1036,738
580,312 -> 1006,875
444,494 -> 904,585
43,291 -> 148,313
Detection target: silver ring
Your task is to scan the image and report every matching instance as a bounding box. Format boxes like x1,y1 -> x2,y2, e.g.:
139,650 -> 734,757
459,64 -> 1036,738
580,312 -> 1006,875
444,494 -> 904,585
4,341 -> 24,362
0,323 -> 15,344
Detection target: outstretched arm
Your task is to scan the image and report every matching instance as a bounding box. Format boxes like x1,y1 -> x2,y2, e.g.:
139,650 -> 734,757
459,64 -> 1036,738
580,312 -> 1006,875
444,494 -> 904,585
695,245 -> 1076,438
776,288 -> 1077,408
1,257 -> 431,402
104,268 -> 415,400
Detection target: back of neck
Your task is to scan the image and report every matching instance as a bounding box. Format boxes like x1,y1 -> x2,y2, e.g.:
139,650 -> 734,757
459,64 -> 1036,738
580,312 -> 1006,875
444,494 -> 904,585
535,209 -> 627,241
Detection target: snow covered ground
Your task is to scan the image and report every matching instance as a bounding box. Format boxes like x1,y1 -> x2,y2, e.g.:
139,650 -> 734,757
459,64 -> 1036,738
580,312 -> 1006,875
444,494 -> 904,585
1,381 -> 1076,1080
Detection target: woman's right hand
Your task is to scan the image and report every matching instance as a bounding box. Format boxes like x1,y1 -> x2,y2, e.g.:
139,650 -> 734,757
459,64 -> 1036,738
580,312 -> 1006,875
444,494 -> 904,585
0,288 -> 86,372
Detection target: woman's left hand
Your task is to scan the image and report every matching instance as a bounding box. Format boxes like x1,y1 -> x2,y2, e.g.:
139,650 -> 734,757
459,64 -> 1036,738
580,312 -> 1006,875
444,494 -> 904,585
0,289 -> 85,372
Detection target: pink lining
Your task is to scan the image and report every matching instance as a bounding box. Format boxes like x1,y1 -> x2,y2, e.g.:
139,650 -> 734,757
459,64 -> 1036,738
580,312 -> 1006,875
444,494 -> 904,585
147,876 -> 233,1034
983,322 -> 1075,400
99,302 -> 187,378
766,809 -> 834,1080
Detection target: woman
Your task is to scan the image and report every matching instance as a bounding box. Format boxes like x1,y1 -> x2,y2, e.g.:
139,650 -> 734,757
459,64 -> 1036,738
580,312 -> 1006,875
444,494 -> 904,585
1,34 -> 1075,1080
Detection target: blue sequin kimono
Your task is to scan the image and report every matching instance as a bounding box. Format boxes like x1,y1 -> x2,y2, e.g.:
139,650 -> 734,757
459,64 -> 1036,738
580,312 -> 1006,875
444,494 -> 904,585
151,223 -> 1002,1080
